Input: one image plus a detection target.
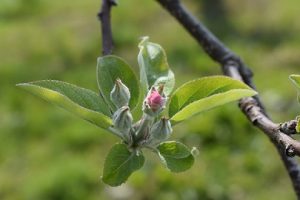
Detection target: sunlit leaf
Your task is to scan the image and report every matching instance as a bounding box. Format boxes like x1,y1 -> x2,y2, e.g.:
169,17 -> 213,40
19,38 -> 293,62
290,74 -> 300,102
138,37 -> 175,96
17,80 -> 112,129
157,141 -> 194,172
169,76 -> 257,124
97,55 -> 140,111
290,75 -> 300,89
102,143 -> 145,186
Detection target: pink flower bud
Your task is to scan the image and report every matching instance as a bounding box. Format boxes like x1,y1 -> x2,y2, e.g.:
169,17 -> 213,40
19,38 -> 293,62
143,87 -> 166,117
147,90 -> 164,111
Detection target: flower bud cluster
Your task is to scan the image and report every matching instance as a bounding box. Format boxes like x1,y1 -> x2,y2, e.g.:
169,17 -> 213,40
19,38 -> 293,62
110,79 -> 172,147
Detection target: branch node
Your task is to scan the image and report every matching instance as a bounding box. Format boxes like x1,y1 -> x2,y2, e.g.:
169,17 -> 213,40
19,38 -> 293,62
154,0 -> 300,195
280,120 -> 298,135
286,145 -> 296,157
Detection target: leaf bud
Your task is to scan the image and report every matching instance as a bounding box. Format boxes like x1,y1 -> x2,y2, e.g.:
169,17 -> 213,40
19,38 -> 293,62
133,114 -> 153,142
110,79 -> 131,108
112,106 -> 133,142
149,117 -> 172,145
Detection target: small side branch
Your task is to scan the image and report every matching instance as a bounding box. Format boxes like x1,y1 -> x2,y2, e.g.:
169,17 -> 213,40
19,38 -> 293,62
98,0 -> 117,55
155,0 -> 300,197
280,120 -> 298,135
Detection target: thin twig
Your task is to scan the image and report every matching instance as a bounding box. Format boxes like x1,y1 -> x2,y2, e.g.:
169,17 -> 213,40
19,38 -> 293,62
98,0 -> 117,55
155,0 -> 300,197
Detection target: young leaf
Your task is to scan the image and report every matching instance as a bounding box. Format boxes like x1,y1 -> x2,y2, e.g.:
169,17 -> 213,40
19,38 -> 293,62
297,116 -> 300,134
157,141 -> 194,173
290,75 -> 300,88
289,75 -> 300,103
138,37 -> 175,96
168,76 -> 257,124
102,143 -> 145,186
17,80 -> 112,129
97,55 -> 140,111
297,121 -> 300,134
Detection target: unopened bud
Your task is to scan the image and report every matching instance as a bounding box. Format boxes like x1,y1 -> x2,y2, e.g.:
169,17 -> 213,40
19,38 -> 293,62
143,87 -> 166,116
110,79 -> 131,108
134,114 -> 153,141
149,117 -> 172,144
112,106 -> 133,141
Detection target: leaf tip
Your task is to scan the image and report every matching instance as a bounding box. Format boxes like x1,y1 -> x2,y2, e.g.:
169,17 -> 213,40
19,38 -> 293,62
249,89 -> 258,96
191,147 -> 199,157
138,36 -> 149,48
289,74 -> 300,89
16,82 -> 29,88
289,74 -> 298,80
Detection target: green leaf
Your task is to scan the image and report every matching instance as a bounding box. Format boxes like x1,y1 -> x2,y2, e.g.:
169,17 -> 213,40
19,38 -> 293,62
290,75 -> 300,88
102,143 -> 145,186
296,116 -> 300,133
138,37 -> 175,96
97,55 -> 140,111
17,80 -> 112,129
169,76 -> 257,124
157,141 -> 194,173
289,74 -> 300,102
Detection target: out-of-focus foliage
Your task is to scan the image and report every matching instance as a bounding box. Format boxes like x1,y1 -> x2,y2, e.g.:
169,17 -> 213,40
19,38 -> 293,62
0,0 -> 300,199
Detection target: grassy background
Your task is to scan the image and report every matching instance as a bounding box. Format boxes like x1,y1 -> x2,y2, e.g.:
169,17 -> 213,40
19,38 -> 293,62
1,0 -> 300,199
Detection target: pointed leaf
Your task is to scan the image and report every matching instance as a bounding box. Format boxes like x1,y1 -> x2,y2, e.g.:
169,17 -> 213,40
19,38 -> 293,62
157,141 -> 194,173
290,75 -> 300,103
102,143 -> 145,186
17,80 -> 112,129
97,55 -> 140,111
290,74 -> 300,89
138,37 -> 175,96
169,76 -> 257,124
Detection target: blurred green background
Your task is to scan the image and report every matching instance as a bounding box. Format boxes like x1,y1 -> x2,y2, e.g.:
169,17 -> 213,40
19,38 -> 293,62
1,0 -> 300,199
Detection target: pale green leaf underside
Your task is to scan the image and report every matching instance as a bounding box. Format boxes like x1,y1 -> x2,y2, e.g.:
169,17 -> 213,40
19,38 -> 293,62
169,76 -> 257,124
138,37 -> 175,96
102,143 -> 145,186
17,80 -> 112,129
97,55 -> 140,111
157,141 -> 194,173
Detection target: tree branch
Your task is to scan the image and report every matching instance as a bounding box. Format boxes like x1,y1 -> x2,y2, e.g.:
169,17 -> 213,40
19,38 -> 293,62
98,0 -> 117,55
155,0 -> 300,197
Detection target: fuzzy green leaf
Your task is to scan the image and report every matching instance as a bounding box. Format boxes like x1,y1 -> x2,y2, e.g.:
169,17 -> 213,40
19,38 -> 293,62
97,55 -> 140,111
157,141 -> 194,173
169,76 -> 257,124
138,37 -> 175,96
17,80 -> 112,129
102,143 -> 145,186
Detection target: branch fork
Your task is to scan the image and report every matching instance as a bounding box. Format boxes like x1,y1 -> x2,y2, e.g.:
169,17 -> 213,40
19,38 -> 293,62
99,0 -> 300,197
